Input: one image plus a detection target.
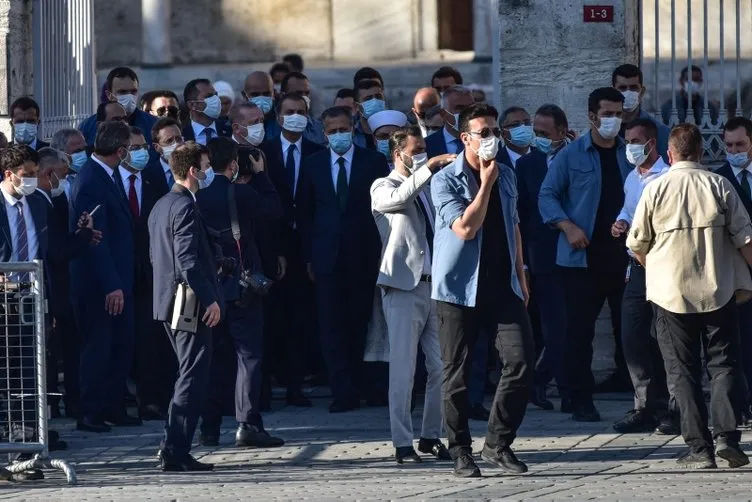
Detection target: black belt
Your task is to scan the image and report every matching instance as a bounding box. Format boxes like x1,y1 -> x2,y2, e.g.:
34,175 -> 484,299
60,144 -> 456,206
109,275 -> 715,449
420,274 -> 432,283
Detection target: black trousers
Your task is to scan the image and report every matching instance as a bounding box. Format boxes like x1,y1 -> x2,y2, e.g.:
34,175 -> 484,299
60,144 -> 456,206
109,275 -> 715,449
655,299 -> 742,454
735,300 -> 752,408
162,322 -> 212,458
202,300 -> 264,431
0,298 -> 36,427
531,272 -> 567,391
560,263 -> 625,407
54,311 -> 79,409
621,262 -> 673,412
436,295 -> 534,458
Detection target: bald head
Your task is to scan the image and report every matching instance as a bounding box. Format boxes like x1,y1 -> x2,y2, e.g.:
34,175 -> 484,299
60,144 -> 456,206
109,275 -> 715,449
413,87 -> 440,115
243,71 -> 273,99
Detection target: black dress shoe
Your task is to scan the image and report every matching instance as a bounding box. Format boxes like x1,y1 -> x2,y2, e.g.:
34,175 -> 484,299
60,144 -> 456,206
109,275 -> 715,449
395,446 -> 422,464
612,409 -> 657,433
104,412 -> 143,426
469,404 -> 490,421
560,397 -> 573,414
76,416 -> 111,433
716,435 -> 750,468
286,390 -> 313,407
329,398 -> 360,413
676,448 -> 716,469
530,385 -> 554,411
655,413 -> 681,435
140,404 -> 168,421
198,432 -> 219,447
235,423 -> 285,448
453,453 -> 481,478
571,403 -> 601,422
158,449 -> 214,472
417,438 -> 451,461
481,444 -> 528,473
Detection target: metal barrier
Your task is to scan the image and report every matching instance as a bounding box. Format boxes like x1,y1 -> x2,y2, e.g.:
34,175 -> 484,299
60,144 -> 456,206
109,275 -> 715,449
0,261 -> 76,485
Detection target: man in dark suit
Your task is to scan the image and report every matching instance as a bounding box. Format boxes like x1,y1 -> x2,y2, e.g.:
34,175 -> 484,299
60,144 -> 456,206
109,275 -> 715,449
517,104 -> 570,412
261,92 -> 325,406
182,79 -> 232,145
149,141 -> 222,472
9,97 -> 49,150
69,120 -> 140,432
150,117 -> 185,189
716,116 -> 752,418
426,86 -> 473,159
118,127 -> 173,420
196,137 -> 284,448
297,106 -> 390,412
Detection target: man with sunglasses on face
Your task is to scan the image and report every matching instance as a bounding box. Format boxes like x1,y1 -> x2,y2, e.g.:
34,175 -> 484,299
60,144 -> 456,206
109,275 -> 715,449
431,103 -> 534,478
143,90 -> 181,124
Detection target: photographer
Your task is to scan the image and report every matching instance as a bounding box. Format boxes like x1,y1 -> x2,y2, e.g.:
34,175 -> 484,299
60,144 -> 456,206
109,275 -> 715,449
195,136 -> 284,448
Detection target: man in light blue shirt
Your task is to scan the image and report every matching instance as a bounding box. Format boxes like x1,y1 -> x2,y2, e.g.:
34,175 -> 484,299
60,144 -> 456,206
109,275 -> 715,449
431,103 -> 534,478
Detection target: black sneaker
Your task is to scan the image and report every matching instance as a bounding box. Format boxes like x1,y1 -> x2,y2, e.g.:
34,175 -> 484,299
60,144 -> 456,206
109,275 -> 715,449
676,449 -> 717,469
612,409 -> 657,433
715,435 -> 750,468
453,453 -> 481,478
481,444 -> 528,473
571,403 -> 601,422
655,413 -> 681,436
530,385 -> 554,411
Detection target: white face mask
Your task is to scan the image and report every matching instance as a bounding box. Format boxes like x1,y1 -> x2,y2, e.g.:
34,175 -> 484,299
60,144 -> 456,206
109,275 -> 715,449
595,116 -> 622,140
245,123 -> 265,146
626,143 -> 651,167
161,143 -> 178,161
473,136 -> 499,161
116,94 -> 138,115
621,91 -> 640,112
282,114 -> 308,133
11,173 -> 38,197
401,152 -> 428,173
50,172 -> 66,198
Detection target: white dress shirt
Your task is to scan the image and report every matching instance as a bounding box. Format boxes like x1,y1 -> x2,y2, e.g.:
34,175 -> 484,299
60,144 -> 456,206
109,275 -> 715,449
191,120 -> 217,146
1,185 -> 39,261
330,145 -> 354,191
281,134 -> 303,196
505,146 -> 528,168
91,153 -> 115,180
443,127 -> 461,154
119,166 -> 142,210
731,162 -> 752,187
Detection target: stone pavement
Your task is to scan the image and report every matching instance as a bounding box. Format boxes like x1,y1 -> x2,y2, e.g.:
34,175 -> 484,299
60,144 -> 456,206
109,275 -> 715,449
2,394 -> 752,500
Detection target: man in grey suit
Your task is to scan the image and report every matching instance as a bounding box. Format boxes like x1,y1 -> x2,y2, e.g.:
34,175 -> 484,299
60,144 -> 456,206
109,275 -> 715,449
370,125 -> 455,464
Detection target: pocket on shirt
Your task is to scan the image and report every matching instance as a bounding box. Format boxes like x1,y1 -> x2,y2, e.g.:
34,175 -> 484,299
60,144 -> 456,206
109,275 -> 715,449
570,165 -> 595,188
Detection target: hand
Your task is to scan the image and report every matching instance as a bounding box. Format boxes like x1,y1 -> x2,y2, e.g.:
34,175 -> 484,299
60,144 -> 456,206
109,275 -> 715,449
277,256 -> 287,280
520,276 -> 530,307
249,152 -> 265,174
202,301 -> 221,328
611,219 -> 629,238
77,211 -> 93,230
562,223 -> 589,249
427,153 -> 457,172
306,262 -> 315,282
105,289 -> 124,315
479,158 -> 498,187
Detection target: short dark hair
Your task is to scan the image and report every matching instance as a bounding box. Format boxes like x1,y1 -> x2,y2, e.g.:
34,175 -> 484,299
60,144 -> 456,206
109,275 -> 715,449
535,104 -> 568,129
94,121 -> 131,156
207,137 -> 238,174
269,62 -> 290,77
129,126 -> 145,137
0,147 -> 27,174
141,89 -> 179,111
9,97 -> 40,119
669,123 -> 703,161
353,67 -> 383,88
612,64 -> 643,86
183,78 -> 211,105
458,103 -> 499,134
431,66 -> 463,86
624,118 -> 658,139
334,88 -> 356,101
321,106 -> 353,125
170,141 -> 207,181
680,64 -> 703,81
282,53 -> 304,72
96,102 -> 125,122
354,79 -> 383,101
500,106 -> 529,124
105,67 -> 139,92
13,144 -> 39,165
280,71 -> 308,94
151,117 -> 181,144
723,116 -> 752,138
229,103 -> 259,124
588,87 -> 625,114
277,91 -> 308,113
388,125 -> 422,157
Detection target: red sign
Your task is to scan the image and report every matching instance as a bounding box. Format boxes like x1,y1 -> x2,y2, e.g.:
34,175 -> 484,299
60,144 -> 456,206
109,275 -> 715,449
583,5 -> 614,22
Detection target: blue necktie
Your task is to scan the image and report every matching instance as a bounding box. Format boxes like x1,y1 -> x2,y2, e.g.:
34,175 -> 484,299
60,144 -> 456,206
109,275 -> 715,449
15,202 -> 28,262
286,144 -> 297,193
203,127 -> 214,143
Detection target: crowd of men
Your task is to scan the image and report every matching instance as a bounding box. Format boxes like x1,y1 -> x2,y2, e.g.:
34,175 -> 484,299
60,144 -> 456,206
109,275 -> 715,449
2,52 -> 752,476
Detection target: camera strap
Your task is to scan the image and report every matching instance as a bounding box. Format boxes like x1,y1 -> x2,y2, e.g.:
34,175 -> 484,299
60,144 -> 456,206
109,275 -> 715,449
227,183 -> 244,267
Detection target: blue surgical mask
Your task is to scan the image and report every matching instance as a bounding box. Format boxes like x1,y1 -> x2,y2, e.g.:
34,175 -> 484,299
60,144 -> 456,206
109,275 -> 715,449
362,99 -> 386,119
250,96 -> 274,115
533,136 -> 553,154
198,167 -> 215,189
127,149 -> 149,171
202,95 -> 221,120
508,125 -> 534,147
327,132 -> 353,154
14,123 -> 37,144
70,151 -> 88,172
727,151 -> 750,169
376,139 -> 390,157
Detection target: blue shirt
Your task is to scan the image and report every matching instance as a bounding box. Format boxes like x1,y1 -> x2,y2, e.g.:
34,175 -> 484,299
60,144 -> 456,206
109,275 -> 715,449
538,131 -> 631,268
78,108 -> 157,145
430,153 -> 523,307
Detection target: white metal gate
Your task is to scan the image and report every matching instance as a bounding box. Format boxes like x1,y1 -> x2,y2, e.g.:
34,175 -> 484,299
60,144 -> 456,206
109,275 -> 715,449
32,0 -> 97,140
641,0 -> 752,164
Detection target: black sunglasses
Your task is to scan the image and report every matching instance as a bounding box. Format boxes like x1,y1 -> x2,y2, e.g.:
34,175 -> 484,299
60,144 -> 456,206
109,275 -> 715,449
468,127 -> 502,139
156,106 -> 179,117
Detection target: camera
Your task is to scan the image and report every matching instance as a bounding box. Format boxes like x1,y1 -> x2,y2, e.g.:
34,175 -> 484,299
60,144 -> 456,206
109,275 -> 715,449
237,146 -> 264,177
238,269 -> 273,297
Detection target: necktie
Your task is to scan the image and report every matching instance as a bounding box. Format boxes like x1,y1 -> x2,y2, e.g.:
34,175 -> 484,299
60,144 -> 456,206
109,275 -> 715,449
15,201 -> 28,262
166,170 -> 174,188
742,170 -> 751,200
415,196 -> 434,257
451,138 -> 464,154
336,157 -> 348,210
286,144 -> 297,193
112,171 -> 127,200
204,127 -> 214,143
128,174 -> 140,219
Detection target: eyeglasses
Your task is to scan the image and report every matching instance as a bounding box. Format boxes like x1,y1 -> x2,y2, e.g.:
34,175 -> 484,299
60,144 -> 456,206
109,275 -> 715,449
156,106 -> 179,117
468,127 -> 502,139
128,145 -> 148,151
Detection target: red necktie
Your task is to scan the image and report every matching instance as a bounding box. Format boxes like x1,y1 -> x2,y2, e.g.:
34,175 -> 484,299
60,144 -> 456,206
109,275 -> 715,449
128,174 -> 139,219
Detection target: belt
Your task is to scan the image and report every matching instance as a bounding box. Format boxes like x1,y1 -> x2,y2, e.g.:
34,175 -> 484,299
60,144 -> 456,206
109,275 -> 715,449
420,274 -> 432,283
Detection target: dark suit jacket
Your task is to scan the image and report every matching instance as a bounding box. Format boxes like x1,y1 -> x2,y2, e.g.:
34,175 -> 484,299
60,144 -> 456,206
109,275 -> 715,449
69,157 -> 134,298
133,164 -> 170,289
716,162 -> 752,218
181,119 -> 233,142
78,109 -> 157,145
0,190 -> 49,262
12,139 -> 50,151
425,127 -> 450,159
297,145 -> 390,276
516,149 -> 560,276
148,184 -> 223,321
196,174 -> 282,302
